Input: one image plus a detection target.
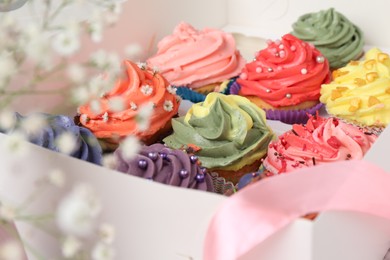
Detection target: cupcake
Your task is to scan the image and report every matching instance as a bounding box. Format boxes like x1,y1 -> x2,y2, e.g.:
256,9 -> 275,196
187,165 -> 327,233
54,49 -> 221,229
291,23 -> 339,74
291,8 -> 364,69
0,113 -> 102,164
114,143 -> 214,192
262,114 -> 377,175
163,92 -> 275,184
233,34 -> 330,124
320,48 -> 390,128
147,22 -> 245,94
77,60 -> 180,151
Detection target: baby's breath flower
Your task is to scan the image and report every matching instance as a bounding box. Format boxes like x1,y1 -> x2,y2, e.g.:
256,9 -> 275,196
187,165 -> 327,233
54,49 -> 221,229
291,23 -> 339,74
136,102 -> 154,132
56,132 -> 77,155
102,154 -> 117,169
0,203 -> 16,222
0,240 -> 24,260
20,114 -> 47,136
61,236 -> 82,258
91,242 -> 115,260
98,223 -> 115,244
47,168 -> 66,188
57,183 -> 101,237
120,135 -> 140,160
108,96 -> 124,112
124,43 -> 143,60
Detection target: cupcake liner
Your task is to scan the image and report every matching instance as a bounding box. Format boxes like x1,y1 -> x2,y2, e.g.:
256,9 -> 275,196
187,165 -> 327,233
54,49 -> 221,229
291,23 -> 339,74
265,103 -> 324,124
219,77 -> 237,95
175,86 -> 206,103
210,172 -> 236,196
229,81 -> 241,95
229,82 -> 323,124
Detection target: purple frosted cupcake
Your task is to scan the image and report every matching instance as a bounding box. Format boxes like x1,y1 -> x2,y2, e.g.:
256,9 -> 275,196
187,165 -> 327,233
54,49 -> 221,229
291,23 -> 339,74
233,34 -> 330,124
114,143 -> 214,192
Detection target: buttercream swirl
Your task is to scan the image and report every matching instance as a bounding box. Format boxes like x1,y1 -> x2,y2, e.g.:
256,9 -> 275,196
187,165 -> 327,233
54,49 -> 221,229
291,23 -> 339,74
320,48 -> 390,127
292,8 -> 364,69
78,60 -> 179,142
147,22 -> 245,89
163,93 -> 275,170
263,115 -> 376,174
237,34 -> 330,108
0,113 -> 102,164
114,143 -> 214,191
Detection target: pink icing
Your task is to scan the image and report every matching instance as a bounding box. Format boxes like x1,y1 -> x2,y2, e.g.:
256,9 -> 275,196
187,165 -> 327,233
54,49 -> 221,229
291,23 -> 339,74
147,22 -> 245,88
237,34 -> 330,107
263,115 -> 377,174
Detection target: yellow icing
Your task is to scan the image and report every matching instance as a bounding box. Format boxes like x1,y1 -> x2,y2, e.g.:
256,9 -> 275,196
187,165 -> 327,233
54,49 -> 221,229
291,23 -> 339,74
320,48 -> 390,126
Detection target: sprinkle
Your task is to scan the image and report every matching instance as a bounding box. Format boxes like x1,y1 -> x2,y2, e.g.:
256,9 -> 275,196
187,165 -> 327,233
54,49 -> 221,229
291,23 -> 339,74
301,68 -> 307,75
348,60 -> 359,66
354,78 -> 366,87
265,89 -> 271,93
378,53 -> 389,63
130,102 -> 137,110
279,51 -> 285,58
364,59 -> 376,70
275,39 -> 281,45
368,96 -> 381,107
275,52 -> 279,57
285,93 -> 292,99
256,67 -> 262,73
336,86 -> 348,92
279,44 -> 284,49
140,84 -> 153,96
331,90 -> 342,101
348,98 -> 361,112
312,157 -> 316,165
332,70 -> 349,78
290,45 -> 296,52
266,39 -> 273,45
366,72 -> 378,82
163,100 -> 174,112
386,88 -> 390,94
267,67 -> 273,72
316,56 -> 325,63
291,129 -> 298,136
240,73 -> 248,80
102,112 -> 108,122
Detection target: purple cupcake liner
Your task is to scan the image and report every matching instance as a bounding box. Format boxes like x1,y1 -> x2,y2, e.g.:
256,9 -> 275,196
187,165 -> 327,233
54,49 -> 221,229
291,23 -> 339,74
265,103 -> 324,124
229,81 -> 323,124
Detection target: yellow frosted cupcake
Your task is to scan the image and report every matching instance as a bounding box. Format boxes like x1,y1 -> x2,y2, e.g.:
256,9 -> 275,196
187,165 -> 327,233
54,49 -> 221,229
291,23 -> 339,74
320,48 -> 390,128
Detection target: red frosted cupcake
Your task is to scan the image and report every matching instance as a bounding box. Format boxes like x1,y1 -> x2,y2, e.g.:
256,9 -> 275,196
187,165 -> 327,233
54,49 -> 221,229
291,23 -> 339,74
232,34 -> 331,124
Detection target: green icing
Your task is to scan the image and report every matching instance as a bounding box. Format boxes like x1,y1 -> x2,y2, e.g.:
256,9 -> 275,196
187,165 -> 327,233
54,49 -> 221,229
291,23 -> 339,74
163,97 -> 275,169
292,8 -> 364,69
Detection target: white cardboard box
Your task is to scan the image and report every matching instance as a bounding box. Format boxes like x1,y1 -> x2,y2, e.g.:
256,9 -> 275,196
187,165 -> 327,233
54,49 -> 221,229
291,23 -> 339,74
2,0 -> 390,259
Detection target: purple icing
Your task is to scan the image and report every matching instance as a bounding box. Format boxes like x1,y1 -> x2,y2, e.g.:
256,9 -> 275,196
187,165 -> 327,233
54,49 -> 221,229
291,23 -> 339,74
0,113 -> 102,165
114,143 -> 214,192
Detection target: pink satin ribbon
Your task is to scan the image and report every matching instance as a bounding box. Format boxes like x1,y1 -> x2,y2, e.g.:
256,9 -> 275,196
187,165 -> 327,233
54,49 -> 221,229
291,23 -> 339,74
203,160 -> 390,260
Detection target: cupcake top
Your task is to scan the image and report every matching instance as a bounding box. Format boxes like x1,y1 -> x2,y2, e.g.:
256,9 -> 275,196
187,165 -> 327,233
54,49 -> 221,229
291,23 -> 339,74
163,93 -> 275,171
78,60 -> 179,142
236,34 -> 330,108
1,113 -> 102,164
291,8 -> 364,69
114,143 -> 214,192
147,22 -> 245,89
263,115 -> 377,174
320,48 -> 390,127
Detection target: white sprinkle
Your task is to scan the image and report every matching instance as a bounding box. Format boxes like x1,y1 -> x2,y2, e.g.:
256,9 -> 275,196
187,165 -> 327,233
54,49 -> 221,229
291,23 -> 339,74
256,67 -> 262,73
102,112 -> 109,122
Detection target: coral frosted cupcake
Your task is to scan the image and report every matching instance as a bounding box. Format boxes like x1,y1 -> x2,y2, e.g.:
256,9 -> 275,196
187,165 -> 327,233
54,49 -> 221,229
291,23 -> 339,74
292,8 -> 364,69
163,92 -> 275,184
77,60 -> 180,150
0,113 -> 102,164
233,34 -> 330,124
262,115 -> 377,175
147,22 -> 245,94
114,143 -> 214,192
320,48 -> 390,128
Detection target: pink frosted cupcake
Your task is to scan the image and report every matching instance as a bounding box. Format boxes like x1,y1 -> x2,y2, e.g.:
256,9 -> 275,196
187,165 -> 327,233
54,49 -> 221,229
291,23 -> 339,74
262,114 -> 377,175
232,34 -> 331,124
147,22 -> 245,94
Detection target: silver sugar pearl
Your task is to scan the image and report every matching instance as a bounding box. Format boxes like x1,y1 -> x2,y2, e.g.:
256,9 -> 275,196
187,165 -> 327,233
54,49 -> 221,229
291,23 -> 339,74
266,89 -> 271,93
286,93 -> 292,99
267,67 -> 273,72
316,56 -> 325,63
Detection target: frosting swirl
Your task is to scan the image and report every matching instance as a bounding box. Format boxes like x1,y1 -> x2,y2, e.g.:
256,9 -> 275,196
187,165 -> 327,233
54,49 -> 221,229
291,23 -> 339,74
292,8 -> 364,69
1,113 -> 102,164
163,93 -> 275,170
114,143 -> 214,192
237,34 -> 330,108
263,115 -> 376,174
320,48 -> 390,127
147,22 -> 245,89
78,60 -> 179,142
